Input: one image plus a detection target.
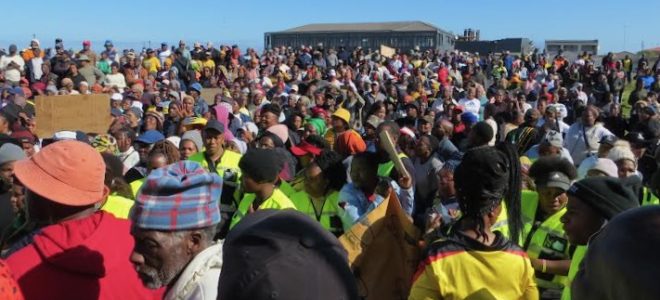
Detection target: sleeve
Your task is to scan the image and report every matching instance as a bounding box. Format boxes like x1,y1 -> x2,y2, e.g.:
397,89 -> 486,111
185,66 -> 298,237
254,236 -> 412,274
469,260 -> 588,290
338,185 -> 361,230
391,180 -> 414,216
408,263 -> 442,300
521,257 -> 540,300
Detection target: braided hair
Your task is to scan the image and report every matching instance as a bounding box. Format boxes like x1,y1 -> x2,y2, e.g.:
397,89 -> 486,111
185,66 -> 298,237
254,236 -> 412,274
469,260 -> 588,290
149,140 -> 181,164
454,143 -> 522,242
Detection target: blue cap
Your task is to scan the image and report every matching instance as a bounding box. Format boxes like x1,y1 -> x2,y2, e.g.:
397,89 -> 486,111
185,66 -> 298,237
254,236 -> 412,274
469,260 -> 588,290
189,83 -> 202,93
9,87 -> 24,97
136,130 -> 165,144
104,40 -> 113,46
461,112 -> 478,125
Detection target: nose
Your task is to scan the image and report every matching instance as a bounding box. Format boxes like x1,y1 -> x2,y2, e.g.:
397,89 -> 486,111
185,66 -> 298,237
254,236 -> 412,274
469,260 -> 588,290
130,250 -> 145,266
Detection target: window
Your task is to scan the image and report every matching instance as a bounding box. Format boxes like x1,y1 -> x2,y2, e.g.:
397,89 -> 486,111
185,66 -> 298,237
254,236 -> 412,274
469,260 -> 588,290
564,45 -> 578,52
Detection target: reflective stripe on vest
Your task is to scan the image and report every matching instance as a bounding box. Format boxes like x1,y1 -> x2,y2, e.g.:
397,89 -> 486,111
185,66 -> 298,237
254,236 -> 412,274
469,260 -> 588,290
377,153 -> 408,178
521,190 -> 570,290
491,201 -> 509,239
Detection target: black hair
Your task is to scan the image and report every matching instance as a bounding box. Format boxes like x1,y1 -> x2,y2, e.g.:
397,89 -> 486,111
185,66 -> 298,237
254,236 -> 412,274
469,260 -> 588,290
261,103 -> 282,117
150,140 -> 180,164
352,151 -> 379,174
312,150 -> 347,192
454,143 -> 522,242
113,127 -> 136,141
419,134 -> 440,153
305,134 -> 330,150
528,157 -> 577,182
470,122 -> 494,147
368,101 -> 386,117
101,152 -> 133,199
377,120 -> 400,141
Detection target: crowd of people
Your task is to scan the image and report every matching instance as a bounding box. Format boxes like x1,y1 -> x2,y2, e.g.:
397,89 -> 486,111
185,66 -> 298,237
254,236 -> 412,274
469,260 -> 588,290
0,37 -> 658,299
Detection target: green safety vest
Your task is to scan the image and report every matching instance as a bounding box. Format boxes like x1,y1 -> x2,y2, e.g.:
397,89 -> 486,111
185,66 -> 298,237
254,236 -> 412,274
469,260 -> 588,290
561,245 -> 587,300
641,187 -> 660,206
101,194 -> 134,219
229,188 -> 296,229
520,190 -> 571,290
289,190 -> 344,236
377,153 -> 408,178
491,201 -> 510,239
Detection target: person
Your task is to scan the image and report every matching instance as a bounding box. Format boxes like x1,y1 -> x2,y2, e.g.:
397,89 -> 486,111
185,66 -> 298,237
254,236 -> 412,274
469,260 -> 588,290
229,148 -> 296,229
339,151 -> 414,227
0,143 -> 25,184
179,130 -> 203,160
564,106 -> 614,166
124,130 -> 165,183
571,206 -> 660,300
375,121 -> 417,186
188,120 -> 242,237
559,176 -> 640,300
325,107 -> 363,151
99,153 -> 134,219
188,83 -> 209,118
6,140 -> 159,299
409,144 -> 537,300
0,45 -> 24,86
576,135 -> 618,179
113,127 -> 140,172
77,54 -> 105,86
524,130 -> 574,164
523,157 -> 577,298
412,135 -> 443,226
289,150 -> 347,236
130,161 -> 223,300
218,209 -> 359,300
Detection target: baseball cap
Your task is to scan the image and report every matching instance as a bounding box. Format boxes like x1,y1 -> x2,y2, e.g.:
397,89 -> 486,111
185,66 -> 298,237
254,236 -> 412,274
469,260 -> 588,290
599,135 -> 618,147
82,40 -> 91,46
204,120 -> 225,134
543,130 -> 563,148
10,130 -> 36,145
14,140 -> 108,206
135,130 -> 165,144
0,143 -> 25,166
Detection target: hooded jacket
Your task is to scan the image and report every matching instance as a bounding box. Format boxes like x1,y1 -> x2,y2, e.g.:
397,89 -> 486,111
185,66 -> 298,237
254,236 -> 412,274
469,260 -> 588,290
6,211 -> 162,300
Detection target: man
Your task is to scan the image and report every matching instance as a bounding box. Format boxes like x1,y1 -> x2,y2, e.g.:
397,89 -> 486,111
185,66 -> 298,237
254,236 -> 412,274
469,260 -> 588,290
158,42 -> 171,66
131,161 -> 223,300
572,206 -> 660,300
564,106 -> 614,166
0,143 -> 25,184
78,40 -> 98,65
188,120 -> 242,237
559,176 -> 639,300
78,54 -> 105,86
0,45 -> 24,86
188,83 -> 209,117
524,130 -> 574,164
124,130 -> 165,184
6,140 -> 159,299
113,127 -> 140,172
102,40 -> 119,63
433,120 -> 460,162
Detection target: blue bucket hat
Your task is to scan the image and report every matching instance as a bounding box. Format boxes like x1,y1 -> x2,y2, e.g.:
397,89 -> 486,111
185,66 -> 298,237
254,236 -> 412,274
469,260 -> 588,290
135,130 -> 165,145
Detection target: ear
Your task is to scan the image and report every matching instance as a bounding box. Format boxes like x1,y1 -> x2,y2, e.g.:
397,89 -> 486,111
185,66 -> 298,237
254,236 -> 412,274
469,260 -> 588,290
186,230 -> 204,255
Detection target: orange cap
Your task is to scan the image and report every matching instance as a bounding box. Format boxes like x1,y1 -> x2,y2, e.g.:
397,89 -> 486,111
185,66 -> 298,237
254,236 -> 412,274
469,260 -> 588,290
14,140 -> 108,206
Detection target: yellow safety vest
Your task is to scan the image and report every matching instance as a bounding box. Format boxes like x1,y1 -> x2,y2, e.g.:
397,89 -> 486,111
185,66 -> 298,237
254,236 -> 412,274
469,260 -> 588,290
130,178 -> 146,198
101,194 -> 134,219
188,150 -> 242,178
279,180 -> 297,198
561,245 -> 587,300
491,201 -> 510,239
289,190 -> 344,236
641,187 -> 659,206
377,153 -> 408,178
229,188 -> 296,229
520,190 -> 570,290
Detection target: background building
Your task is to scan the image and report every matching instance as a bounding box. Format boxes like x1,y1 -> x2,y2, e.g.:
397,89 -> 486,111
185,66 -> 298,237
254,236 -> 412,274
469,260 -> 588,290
264,21 -> 455,52
455,38 -> 534,55
545,40 -> 599,60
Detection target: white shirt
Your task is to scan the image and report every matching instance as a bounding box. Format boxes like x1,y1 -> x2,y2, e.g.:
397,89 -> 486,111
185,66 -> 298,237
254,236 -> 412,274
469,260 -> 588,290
431,98 -> 457,114
564,122 -> 613,166
158,49 -> 171,66
458,98 -> 481,116
105,73 -> 127,90
30,57 -> 43,80
0,54 -> 25,82
118,146 -> 140,173
164,242 -> 222,300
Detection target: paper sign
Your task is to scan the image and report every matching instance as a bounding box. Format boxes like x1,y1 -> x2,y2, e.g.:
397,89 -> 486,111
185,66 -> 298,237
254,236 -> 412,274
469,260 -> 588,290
200,88 -> 223,105
380,45 -> 396,59
35,94 -> 112,138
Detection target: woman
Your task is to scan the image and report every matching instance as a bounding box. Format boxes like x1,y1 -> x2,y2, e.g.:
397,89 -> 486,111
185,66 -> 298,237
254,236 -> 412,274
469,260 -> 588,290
289,150 -> 347,237
303,117 -> 326,139
179,130 -> 203,160
229,148 -> 296,229
66,63 -> 85,90
181,95 -> 196,118
409,144 -> 537,300
163,101 -> 183,137
104,62 -> 127,91
524,156 -> 577,297
125,108 -> 142,133
142,111 -> 164,133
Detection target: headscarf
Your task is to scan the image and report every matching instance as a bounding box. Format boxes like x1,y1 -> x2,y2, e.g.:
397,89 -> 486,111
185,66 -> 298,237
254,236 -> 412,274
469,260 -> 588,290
307,118 -> 327,136
214,105 -> 235,141
91,134 -> 118,155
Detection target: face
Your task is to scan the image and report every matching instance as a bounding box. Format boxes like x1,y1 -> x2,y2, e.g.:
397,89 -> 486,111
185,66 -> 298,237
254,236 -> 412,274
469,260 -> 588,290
582,109 -> 597,126
130,229 -> 192,289
331,117 -> 345,132
616,160 -> 636,178
179,140 -> 198,160
561,196 -> 605,245
10,183 -> 25,214
415,137 -> 431,159
121,100 -> 131,111
0,162 -> 15,183
304,163 -> 328,198
204,130 -> 224,155
183,98 -> 194,113
145,116 -> 158,131
126,111 -> 139,126
257,136 -> 275,150
147,154 -> 168,172
261,112 -> 279,129
376,106 -> 386,120
21,142 -> 35,157
134,142 -> 152,162
304,123 -> 317,138
538,186 -> 568,215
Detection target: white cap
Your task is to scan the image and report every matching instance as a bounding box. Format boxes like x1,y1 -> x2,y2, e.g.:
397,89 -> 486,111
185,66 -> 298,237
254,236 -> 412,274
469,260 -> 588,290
242,122 -> 259,136
290,84 -> 299,92
111,93 -> 123,101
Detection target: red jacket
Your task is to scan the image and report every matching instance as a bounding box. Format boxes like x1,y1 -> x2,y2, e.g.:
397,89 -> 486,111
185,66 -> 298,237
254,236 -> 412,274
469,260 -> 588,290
7,212 -> 162,300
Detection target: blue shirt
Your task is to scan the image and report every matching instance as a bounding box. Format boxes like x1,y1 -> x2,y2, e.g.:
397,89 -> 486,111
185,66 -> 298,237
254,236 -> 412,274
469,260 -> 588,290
339,180 -> 414,230
194,98 -> 209,116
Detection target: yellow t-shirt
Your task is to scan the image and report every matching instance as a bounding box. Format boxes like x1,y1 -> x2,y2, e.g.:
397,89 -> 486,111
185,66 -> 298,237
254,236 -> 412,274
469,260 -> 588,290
144,57 -> 161,73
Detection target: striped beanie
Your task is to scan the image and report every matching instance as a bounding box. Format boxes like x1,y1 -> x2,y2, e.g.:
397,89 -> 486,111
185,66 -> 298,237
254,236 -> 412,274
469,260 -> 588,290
132,161 -> 222,230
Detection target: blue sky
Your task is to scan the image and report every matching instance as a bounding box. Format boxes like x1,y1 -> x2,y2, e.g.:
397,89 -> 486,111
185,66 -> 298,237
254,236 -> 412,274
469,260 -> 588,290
1,0 -> 659,53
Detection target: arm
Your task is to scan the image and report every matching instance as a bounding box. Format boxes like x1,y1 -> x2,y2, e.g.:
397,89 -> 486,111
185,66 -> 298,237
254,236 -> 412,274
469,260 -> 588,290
530,258 -> 571,276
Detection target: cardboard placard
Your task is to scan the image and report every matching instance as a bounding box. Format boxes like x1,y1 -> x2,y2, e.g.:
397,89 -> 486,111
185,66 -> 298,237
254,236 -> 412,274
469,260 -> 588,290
35,94 -> 112,138
339,192 -> 421,299
380,44 -> 396,59
200,88 -> 223,105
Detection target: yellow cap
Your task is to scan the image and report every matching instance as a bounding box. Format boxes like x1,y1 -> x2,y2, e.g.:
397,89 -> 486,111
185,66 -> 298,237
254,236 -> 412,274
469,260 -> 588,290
332,108 -> 351,124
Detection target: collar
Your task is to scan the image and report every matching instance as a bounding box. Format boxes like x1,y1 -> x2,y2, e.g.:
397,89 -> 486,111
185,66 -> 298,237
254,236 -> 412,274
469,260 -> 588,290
164,242 -> 223,300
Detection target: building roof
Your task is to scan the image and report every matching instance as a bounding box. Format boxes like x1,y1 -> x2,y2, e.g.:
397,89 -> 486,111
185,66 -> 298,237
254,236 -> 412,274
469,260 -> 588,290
279,21 -> 448,34
545,39 -> 598,44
